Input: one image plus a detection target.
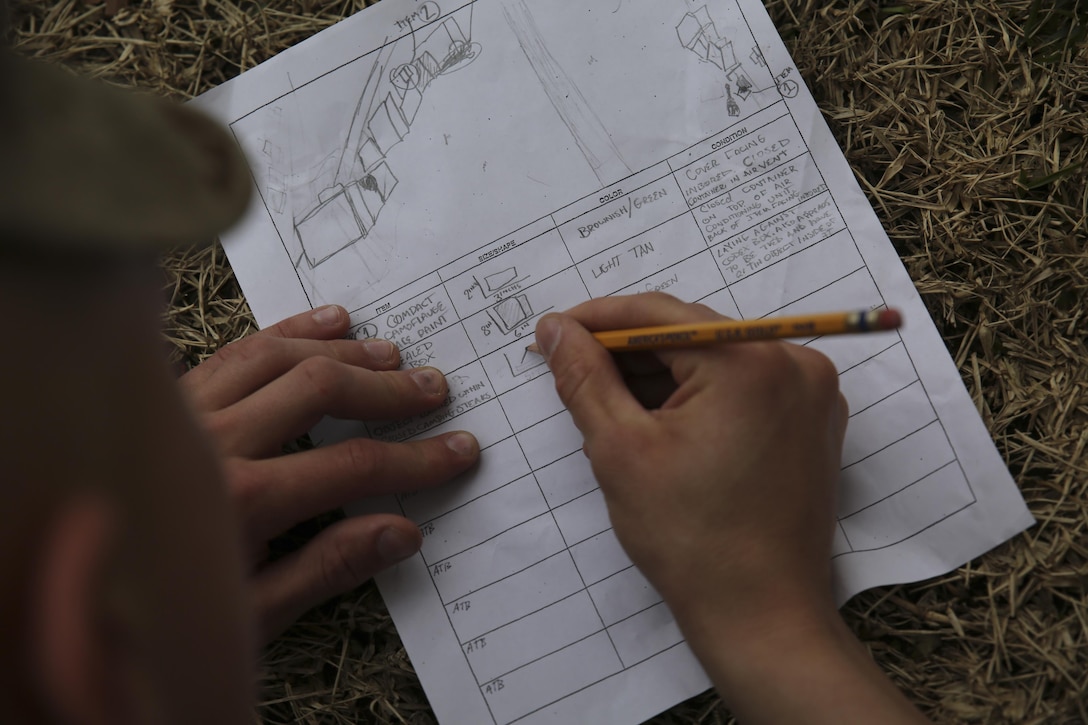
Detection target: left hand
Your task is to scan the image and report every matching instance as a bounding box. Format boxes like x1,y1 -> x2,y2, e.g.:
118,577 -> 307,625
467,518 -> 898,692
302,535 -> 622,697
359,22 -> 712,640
179,304 -> 479,643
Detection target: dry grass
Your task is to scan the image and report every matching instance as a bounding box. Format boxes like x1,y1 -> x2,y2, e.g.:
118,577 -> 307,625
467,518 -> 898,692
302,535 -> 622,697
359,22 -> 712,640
11,0 -> 1087,722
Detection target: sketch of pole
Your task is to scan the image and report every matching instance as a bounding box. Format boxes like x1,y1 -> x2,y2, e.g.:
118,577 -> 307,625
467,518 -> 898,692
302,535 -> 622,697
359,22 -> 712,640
500,0 -> 633,186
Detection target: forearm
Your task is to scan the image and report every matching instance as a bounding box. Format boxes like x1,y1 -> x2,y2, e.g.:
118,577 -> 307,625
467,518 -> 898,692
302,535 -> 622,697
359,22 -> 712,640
678,605 -> 931,725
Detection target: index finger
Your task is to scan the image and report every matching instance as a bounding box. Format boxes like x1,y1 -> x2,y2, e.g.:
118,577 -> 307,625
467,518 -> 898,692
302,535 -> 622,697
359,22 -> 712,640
562,293 -> 729,386
182,305 -> 354,391
534,313 -> 648,442
563,292 -> 726,331
259,304 -> 352,340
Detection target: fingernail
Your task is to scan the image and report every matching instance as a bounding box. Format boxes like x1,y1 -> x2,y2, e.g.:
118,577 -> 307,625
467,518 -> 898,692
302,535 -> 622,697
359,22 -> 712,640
363,339 -> 395,363
535,316 -> 561,361
445,431 -> 478,457
312,305 -> 342,325
410,367 -> 444,395
377,527 -> 419,564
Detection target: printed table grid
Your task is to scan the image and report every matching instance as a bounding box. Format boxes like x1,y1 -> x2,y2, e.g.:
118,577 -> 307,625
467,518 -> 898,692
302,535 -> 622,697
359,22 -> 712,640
202,0 -> 1034,720
303,102 -> 984,722
200,0 -> 1031,714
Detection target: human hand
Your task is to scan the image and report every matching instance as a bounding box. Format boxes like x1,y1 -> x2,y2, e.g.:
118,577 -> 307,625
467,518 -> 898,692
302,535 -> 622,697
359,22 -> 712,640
179,305 -> 479,643
536,293 -> 929,724
535,292 -> 846,633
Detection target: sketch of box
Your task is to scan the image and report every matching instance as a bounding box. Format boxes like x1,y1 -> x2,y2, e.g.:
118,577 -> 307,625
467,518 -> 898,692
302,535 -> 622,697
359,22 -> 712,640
677,8 -> 729,69
365,161 -> 399,202
295,188 -> 365,266
414,50 -> 441,89
676,12 -> 706,51
400,85 -> 424,125
706,40 -> 728,72
344,181 -> 382,227
358,135 -> 384,172
369,95 -> 409,154
489,295 -> 532,333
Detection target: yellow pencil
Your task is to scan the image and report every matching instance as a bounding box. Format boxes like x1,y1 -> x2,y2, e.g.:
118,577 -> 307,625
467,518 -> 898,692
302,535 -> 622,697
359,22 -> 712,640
529,308 -> 902,353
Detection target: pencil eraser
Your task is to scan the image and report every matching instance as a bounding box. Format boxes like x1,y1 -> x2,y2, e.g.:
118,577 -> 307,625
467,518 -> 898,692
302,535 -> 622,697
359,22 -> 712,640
878,308 -> 902,330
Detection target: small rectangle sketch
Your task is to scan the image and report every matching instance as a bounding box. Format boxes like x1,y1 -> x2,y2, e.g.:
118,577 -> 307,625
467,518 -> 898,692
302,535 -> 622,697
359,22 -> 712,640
489,295 -> 533,333
486,267 -> 519,292
370,95 -> 410,154
294,168 -> 399,265
294,187 -> 365,265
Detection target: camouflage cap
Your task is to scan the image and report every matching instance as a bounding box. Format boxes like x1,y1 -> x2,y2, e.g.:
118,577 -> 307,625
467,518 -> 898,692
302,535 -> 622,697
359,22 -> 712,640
0,50 -> 251,252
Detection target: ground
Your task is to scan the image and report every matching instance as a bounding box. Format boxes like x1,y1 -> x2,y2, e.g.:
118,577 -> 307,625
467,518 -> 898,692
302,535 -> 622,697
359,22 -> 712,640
11,0 -> 1087,723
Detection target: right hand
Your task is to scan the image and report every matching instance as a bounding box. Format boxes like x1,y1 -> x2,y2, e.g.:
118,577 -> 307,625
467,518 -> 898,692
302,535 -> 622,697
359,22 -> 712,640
533,292 -> 848,636
536,293 -> 931,724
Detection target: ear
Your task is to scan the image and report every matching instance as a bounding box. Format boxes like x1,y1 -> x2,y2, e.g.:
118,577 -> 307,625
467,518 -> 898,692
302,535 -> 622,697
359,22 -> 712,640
28,494 -> 123,725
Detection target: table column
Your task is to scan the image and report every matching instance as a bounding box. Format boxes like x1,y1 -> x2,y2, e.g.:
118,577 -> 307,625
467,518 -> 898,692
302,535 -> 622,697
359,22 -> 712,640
668,104 -> 974,555
552,162 -> 730,309
439,223 -> 624,723
529,166 -> 720,670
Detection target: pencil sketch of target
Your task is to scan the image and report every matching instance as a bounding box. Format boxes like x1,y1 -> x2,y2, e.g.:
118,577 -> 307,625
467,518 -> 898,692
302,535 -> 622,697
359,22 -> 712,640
487,295 -> 533,334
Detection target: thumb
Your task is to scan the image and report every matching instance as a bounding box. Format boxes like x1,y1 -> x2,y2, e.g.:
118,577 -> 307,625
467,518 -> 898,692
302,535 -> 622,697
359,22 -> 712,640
534,313 -> 645,439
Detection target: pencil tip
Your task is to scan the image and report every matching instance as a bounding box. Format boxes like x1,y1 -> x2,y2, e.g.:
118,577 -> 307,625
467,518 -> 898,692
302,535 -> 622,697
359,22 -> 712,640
525,343 -> 540,354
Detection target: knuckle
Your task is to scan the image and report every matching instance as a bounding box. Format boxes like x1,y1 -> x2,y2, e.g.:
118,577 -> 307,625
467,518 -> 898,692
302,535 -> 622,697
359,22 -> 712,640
319,533 -> 367,593
223,459 -> 263,513
295,355 -> 346,401
553,355 -> 595,406
800,347 -> 841,394
374,369 -> 408,400
691,302 -> 726,320
749,342 -> 793,379
213,335 -> 269,366
340,437 -> 383,477
200,411 -> 237,448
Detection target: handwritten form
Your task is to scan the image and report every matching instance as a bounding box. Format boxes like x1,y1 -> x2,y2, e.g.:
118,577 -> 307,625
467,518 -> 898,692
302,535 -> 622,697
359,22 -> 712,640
195,0 -> 1034,721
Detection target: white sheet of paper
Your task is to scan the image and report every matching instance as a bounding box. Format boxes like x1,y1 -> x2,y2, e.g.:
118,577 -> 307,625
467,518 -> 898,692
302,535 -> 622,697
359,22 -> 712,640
195,1 -> 1034,722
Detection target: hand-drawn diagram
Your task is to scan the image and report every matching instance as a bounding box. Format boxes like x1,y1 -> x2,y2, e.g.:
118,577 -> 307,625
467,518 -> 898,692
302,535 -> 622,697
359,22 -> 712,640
468,262 -> 554,341
231,0 -> 781,312
293,11 -> 483,271
485,267 -> 518,293
488,294 -> 534,333
501,0 -> 633,185
676,5 -> 774,116
480,290 -> 554,340
505,347 -> 546,376
463,264 -> 531,302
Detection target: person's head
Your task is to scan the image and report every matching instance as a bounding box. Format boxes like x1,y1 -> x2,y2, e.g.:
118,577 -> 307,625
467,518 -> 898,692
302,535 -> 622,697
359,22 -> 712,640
0,33 -> 255,725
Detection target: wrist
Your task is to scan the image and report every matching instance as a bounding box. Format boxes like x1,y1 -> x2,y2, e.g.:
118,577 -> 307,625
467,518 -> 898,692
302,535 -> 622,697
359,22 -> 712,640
673,587 -> 845,692
671,596 -> 928,725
